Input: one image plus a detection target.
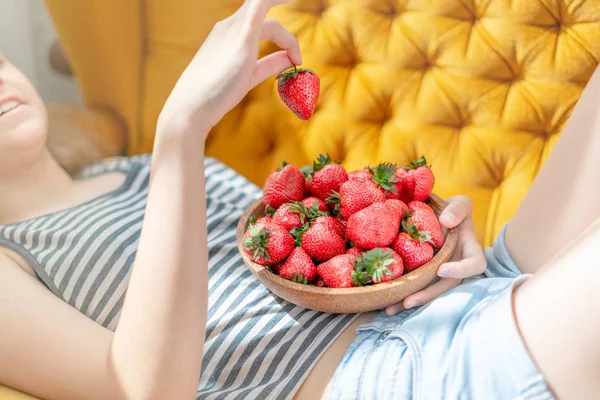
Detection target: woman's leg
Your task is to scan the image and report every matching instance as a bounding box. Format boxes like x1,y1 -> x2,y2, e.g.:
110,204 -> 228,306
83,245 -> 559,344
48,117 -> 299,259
506,65 -> 600,274
514,217 -> 600,399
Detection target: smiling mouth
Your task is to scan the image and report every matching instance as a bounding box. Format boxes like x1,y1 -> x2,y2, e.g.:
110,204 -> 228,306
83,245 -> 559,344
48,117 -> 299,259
0,100 -> 22,117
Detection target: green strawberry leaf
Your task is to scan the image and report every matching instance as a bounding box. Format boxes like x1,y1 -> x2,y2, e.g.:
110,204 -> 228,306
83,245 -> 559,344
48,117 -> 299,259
275,160 -> 289,172
404,155 -> 428,170
358,248 -> 396,283
351,269 -> 371,286
292,272 -> 308,285
248,216 -> 257,225
288,201 -> 311,225
313,153 -> 333,171
300,165 -> 314,181
370,162 -> 400,193
265,204 -> 276,217
290,222 -> 311,246
243,224 -> 273,261
326,191 -> 342,215
276,65 -> 316,83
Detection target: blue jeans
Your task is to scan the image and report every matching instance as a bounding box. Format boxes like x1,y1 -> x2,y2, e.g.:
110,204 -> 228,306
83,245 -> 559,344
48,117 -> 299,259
330,226 -> 554,399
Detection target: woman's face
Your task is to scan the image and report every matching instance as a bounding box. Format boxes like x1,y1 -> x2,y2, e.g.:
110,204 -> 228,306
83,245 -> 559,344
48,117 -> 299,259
0,52 -> 48,173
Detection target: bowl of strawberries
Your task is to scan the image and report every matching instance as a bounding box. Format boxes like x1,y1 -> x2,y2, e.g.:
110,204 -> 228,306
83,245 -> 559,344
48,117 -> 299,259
236,154 -> 458,314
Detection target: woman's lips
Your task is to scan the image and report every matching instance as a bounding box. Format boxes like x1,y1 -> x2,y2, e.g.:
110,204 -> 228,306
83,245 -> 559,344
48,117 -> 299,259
0,100 -> 22,118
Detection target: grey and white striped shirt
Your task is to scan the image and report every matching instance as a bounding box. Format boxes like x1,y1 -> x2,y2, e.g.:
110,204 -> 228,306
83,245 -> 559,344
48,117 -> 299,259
0,154 -> 357,399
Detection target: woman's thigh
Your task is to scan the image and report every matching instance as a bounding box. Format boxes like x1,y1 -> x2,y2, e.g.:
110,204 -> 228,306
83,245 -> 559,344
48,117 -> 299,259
514,217 -> 600,399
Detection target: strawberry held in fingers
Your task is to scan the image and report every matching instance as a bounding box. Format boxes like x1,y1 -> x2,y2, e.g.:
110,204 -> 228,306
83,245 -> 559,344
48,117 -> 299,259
263,162 -> 305,208
345,200 -> 403,249
398,156 -> 435,202
392,222 -> 434,272
406,201 -> 444,248
242,221 -> 295,266
308,154 -> 349,202
277,247 -> 317,284
277,66 -> 320,120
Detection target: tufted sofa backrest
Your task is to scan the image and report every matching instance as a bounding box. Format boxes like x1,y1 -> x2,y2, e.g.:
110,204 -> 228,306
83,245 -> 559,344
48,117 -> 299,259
44,0 -> 600,244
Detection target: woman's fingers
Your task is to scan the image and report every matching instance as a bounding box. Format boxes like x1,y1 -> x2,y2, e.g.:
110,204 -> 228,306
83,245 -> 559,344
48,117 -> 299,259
439,195 -> 473,228
252,51 -> 293,87
259,19 -> 302,65
437,220 -> 486,279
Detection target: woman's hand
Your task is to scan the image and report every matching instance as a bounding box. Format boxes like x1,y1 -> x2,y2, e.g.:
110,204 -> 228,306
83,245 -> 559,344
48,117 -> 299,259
386,195 -> 487,316
157,0 -> 301,137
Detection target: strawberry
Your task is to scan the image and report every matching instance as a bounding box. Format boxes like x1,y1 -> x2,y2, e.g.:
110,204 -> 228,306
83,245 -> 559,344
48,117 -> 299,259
317,254 -> 365,288
406,201 -> 444,248
386,199 -> 409,216
313,216 -> 345,238
345,200 -> 403,249
328,179 -> 386,219
242,221 -> 295,266
349,169 -> 371,182
271,262 -> 284,275
301,197 -> 329,213
300,165 -> 313,196
398,156 -> 435,202
392,222 -> 434,272
315,279 -> 326,287
277,247 -> 318,284
370,163 -> 403,200
300,222 -> 346,261
263,162 -> 305,208
353,248 -> 404,284
272,202 -> 308,231
346,247 -> 363,257
308,154 -> 348,201
277,66 -> 320,120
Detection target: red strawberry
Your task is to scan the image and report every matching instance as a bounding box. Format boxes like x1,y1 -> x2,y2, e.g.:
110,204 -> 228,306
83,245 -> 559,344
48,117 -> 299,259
370,163 -> 403,200
300,222 -> 346,261
329,179 -> 385,219
263,162 -> 305,208
317,254 -> 365,288
272,202 -> 308,231
345,200 -> 403,250
354,248 -> 404,284
346,247 -> 363,257
386,199 -> 409,216
407,201 -> 444,248
277,66 -> 320,120
307,154 -> 349,202
242,221 -> 295,266
349,169 -> 371,182
392,222 -> 434,272
315,279 -> 326,287
277,247 -> 318,284
313,216 -> 345,238
301,197 -> 329,213
398,156 -> 435,202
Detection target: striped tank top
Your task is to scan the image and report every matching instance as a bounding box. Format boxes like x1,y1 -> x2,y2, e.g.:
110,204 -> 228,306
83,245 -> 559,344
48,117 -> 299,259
0,154 -> 357,399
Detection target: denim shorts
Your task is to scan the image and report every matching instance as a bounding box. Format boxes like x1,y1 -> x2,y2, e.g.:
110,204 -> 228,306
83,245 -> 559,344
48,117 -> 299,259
330,226 -> 554,399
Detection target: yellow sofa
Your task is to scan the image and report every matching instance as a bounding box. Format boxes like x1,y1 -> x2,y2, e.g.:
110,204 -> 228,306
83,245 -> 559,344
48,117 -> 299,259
2,0 -> 600,398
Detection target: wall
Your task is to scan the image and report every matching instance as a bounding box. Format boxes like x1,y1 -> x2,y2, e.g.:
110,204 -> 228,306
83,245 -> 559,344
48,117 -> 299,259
0,0 -> 82,105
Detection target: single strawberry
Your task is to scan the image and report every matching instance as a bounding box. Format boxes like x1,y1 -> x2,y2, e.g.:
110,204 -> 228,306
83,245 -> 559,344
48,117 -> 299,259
345,200 -> 403,249
277,247 -> 318,284
277,66 -> 320,120
313,216 -> 345,238
242,221 -> 295,266
317,254 -> 367,288
301,196 -> 329,213
354,248 -> 404,284
263,161 -> 305,208
301,222 -> 346,261
386,199 -> 409,216
328,179 -> 386,219
255,216 -> 273,226
349,169 -> 371,182
315,279 -> 326,287
406,201 -> 444,248
307,154 -> 349,201
346,246 -> 363,257
398,156 -> 435,202
392,221 -> 434,272
370,163 -> 403,200
272,202 -> 308,231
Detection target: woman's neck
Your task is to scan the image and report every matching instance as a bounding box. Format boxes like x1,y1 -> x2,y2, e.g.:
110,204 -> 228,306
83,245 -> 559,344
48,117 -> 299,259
0,149 -> 74,225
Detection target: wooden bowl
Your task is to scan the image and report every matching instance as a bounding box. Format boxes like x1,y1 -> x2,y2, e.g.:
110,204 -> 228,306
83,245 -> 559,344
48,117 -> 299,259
236,194 -> 459,314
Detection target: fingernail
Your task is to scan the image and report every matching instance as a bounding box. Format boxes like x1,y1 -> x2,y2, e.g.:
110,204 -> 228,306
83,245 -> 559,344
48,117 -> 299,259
441,211 -> 457,224
438,267 -> 451,277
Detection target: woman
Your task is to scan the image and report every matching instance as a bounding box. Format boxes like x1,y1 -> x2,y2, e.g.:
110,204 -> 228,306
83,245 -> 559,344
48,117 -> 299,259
0,0 -> 597,399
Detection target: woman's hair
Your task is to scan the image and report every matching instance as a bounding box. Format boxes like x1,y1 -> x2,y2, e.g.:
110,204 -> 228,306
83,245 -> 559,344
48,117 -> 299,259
47,105 -> 127,175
